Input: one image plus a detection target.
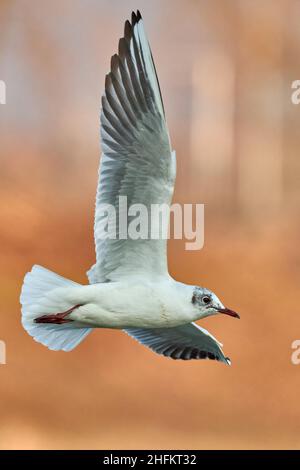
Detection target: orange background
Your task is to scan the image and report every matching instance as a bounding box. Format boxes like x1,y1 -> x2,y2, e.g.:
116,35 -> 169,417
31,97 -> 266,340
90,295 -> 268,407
1,0 -> 300,449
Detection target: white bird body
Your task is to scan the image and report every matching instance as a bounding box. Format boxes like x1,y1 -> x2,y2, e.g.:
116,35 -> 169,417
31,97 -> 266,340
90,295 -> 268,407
20,11 -> 239,364
46,279 -> 197,329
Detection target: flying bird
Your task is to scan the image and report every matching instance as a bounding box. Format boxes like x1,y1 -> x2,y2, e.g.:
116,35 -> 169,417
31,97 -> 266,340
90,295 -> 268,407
20,11 -> 239,364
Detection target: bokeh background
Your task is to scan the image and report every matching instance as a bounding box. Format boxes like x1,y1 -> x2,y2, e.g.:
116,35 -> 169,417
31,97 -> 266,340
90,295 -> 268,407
1,0 -> 300,450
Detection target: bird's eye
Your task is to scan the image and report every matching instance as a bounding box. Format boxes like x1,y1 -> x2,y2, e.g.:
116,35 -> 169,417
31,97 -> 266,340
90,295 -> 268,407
202,296 -> 211,305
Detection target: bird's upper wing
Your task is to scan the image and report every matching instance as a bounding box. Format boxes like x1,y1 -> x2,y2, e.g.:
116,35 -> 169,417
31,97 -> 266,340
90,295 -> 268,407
124,323 -> 231,365
87,11 -> 175,283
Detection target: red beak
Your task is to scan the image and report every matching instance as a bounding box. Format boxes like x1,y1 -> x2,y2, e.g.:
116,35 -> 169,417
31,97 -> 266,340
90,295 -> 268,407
218,307 -> 240,319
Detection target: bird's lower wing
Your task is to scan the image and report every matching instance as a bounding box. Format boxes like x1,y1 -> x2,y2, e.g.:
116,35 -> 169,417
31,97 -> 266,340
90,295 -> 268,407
124,323 -> 231,365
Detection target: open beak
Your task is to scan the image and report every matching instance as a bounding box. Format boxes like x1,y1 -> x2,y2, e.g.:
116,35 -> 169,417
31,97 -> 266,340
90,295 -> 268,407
218,307 -> 240,319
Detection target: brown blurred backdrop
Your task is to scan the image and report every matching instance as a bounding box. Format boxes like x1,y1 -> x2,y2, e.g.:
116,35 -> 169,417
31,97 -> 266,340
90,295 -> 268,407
1,0 -> 300,450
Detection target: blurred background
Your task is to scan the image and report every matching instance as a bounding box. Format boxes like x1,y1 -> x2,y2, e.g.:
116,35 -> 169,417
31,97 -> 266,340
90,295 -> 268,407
1,0 -> 300,450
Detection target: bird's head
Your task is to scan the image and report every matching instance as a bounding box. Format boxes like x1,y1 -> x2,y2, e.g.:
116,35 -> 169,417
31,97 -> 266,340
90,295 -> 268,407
192,287 -> 240,320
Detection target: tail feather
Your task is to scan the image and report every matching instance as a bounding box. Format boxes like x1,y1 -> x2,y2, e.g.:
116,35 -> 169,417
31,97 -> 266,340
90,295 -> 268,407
20,265 -> 92,351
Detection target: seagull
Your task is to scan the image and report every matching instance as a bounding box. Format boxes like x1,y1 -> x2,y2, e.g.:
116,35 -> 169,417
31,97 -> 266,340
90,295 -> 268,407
20,11 -> 239,364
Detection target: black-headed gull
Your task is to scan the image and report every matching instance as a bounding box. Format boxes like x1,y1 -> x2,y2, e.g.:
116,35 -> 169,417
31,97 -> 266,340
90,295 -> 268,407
20,11 -> 239,364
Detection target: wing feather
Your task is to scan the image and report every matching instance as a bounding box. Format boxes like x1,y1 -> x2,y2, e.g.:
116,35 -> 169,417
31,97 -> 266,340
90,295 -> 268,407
124,323 -> 231,364
88,11 -> 175,283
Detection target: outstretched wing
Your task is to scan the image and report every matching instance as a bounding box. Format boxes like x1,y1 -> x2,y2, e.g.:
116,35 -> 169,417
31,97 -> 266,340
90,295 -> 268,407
124,323 -> 231,365
88,11 -> 175,284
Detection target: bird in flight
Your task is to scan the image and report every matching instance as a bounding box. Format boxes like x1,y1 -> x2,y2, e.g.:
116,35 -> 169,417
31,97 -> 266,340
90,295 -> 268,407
20,11 -> 239,364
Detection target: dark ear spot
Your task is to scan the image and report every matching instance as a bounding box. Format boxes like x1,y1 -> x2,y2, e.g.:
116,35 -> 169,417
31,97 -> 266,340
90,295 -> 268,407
192,293 -> 197,304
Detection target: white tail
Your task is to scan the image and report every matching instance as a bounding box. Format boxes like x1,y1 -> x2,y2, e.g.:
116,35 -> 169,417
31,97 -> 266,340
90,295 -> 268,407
20,265 -> 92,351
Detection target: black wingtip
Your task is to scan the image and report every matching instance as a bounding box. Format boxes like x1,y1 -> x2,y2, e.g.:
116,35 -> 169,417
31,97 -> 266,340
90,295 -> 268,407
124,19 -> 132,41
118,37 -> 126,58
110,54 -> 119,73
131,11 -> 137,26
104,73 -> 112,91
125,12 -> 142,41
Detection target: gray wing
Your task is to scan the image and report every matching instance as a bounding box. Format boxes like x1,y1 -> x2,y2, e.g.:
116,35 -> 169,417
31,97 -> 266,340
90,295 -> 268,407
87,11 -> 175,283
124,323 -> 231,365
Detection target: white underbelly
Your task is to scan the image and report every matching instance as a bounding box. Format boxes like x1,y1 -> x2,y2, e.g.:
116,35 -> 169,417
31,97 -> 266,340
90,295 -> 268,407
67,280 -> 193,329
71,300 -> 182,329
